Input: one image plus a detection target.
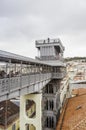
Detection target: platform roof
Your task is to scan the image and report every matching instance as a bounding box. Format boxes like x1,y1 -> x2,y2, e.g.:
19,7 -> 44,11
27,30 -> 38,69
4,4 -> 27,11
0,50 -> 65,66
45,60 -> 66,67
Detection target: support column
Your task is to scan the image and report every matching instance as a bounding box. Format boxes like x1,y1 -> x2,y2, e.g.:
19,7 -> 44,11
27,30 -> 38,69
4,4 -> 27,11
20,93 -> 42,130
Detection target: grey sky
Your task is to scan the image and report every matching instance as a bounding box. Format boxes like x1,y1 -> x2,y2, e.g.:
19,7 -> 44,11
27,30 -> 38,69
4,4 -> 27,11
0,0 -> 86,58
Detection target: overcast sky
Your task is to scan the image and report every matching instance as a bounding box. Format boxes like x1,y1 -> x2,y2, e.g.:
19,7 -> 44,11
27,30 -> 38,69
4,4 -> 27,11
0,0 -> 86,58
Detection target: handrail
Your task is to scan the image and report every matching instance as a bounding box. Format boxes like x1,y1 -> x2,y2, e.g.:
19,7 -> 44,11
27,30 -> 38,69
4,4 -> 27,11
0,73 -> 52,96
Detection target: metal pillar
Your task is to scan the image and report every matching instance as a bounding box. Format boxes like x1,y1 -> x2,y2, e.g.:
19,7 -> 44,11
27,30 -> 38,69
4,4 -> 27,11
8,59 -> 11,93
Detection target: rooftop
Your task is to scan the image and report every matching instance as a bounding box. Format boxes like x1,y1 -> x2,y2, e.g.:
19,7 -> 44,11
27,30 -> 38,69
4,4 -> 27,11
56,94 -> 86,130
0,50 -> 64,66
35,38 -> 65,51
36,38 -> 61,45
0,100 -> 19,127
0,100 -> 34,128
72,88 -> 86,96
73,72 -> 85,81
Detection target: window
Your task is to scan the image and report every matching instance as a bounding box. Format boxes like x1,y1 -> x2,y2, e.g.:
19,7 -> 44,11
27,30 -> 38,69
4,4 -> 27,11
25,124 -> 29,130
45,100 -> 54,110
49,100 -> 54,110
12,124 -> 16,130
45,116 -> 54,128
45,84 -> 53,94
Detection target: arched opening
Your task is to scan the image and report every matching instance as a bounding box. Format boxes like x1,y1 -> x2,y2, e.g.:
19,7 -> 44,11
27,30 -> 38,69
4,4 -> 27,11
44,99 -> 54,110
49,100 -> 54,110
45,84 -> 53,94
25,100 -> 36,118
49,84 -> 53,93
25,124 -> 36,130
54,46 -> 61,58
44,116 -> 54,128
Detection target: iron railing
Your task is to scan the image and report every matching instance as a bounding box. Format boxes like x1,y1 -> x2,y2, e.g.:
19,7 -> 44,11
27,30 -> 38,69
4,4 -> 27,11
0,73 -> 52,96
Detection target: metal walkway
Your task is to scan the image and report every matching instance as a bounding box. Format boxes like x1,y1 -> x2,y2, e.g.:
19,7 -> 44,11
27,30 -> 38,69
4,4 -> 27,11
0,50 -> 65,101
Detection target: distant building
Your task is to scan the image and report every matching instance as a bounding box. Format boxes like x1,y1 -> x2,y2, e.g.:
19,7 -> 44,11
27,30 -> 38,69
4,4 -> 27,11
69,62 -> 86,96
56,58 -> 86,130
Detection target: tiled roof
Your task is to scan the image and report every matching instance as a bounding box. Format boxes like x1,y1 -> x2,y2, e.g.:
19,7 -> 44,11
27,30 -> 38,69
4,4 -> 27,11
73,72 -> 85,81
0,100 -> 35,128
56,94 -> 86,130
0,100 -> 19,127
72,88 -> 86,96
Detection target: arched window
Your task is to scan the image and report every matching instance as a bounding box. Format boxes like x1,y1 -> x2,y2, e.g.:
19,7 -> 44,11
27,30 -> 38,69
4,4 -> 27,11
44,117 -> 47,127
25,124 -> 29,130
49,117 -> 51,128
45,85 -> 49,93
48,100 -> 54,110
51,100 -> 54,110
51,117 -> 54,128
45,116 -> 54,128
49,84 -> 53,93
46,100 -> 48,110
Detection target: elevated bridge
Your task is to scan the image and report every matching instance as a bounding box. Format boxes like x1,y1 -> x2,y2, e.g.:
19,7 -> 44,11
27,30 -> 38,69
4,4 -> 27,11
0,38 -> 66,130
0,50 -> 65,101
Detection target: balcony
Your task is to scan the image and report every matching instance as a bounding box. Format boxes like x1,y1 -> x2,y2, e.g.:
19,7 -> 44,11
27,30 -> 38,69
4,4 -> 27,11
35,38 -> 65,51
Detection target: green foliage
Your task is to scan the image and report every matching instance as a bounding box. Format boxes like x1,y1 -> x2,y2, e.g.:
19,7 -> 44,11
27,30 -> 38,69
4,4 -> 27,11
64,57 -> 86,62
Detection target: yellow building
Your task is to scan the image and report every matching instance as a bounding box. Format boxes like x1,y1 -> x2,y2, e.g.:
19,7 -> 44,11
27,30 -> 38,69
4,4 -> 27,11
0,100 -> 19,130
0,100 -> 36,130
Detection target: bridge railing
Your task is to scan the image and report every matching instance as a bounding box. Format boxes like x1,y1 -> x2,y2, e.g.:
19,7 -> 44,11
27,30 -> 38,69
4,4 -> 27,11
52,72 -> 66,79
0,73 -> 52,96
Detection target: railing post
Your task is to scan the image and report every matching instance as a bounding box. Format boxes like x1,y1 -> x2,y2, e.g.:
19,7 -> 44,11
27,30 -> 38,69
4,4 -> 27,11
42,64 -> 44,80
34,64 -> 36,84
5,63 -> 8,76
8,59 -> 11,93
5,63 -> 8,93
20,61 -> 22,89
42,65 -> 45,80
38,64 -> 40,82
47,65 -> 48,79
28,62 -> 30,86
14,63 -> 16,77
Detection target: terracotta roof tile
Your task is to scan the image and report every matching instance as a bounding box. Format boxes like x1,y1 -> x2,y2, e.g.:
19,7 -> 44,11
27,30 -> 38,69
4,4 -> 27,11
72,88 -> 86,96
0,100 -> 19,127
56,94 -> 86,130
